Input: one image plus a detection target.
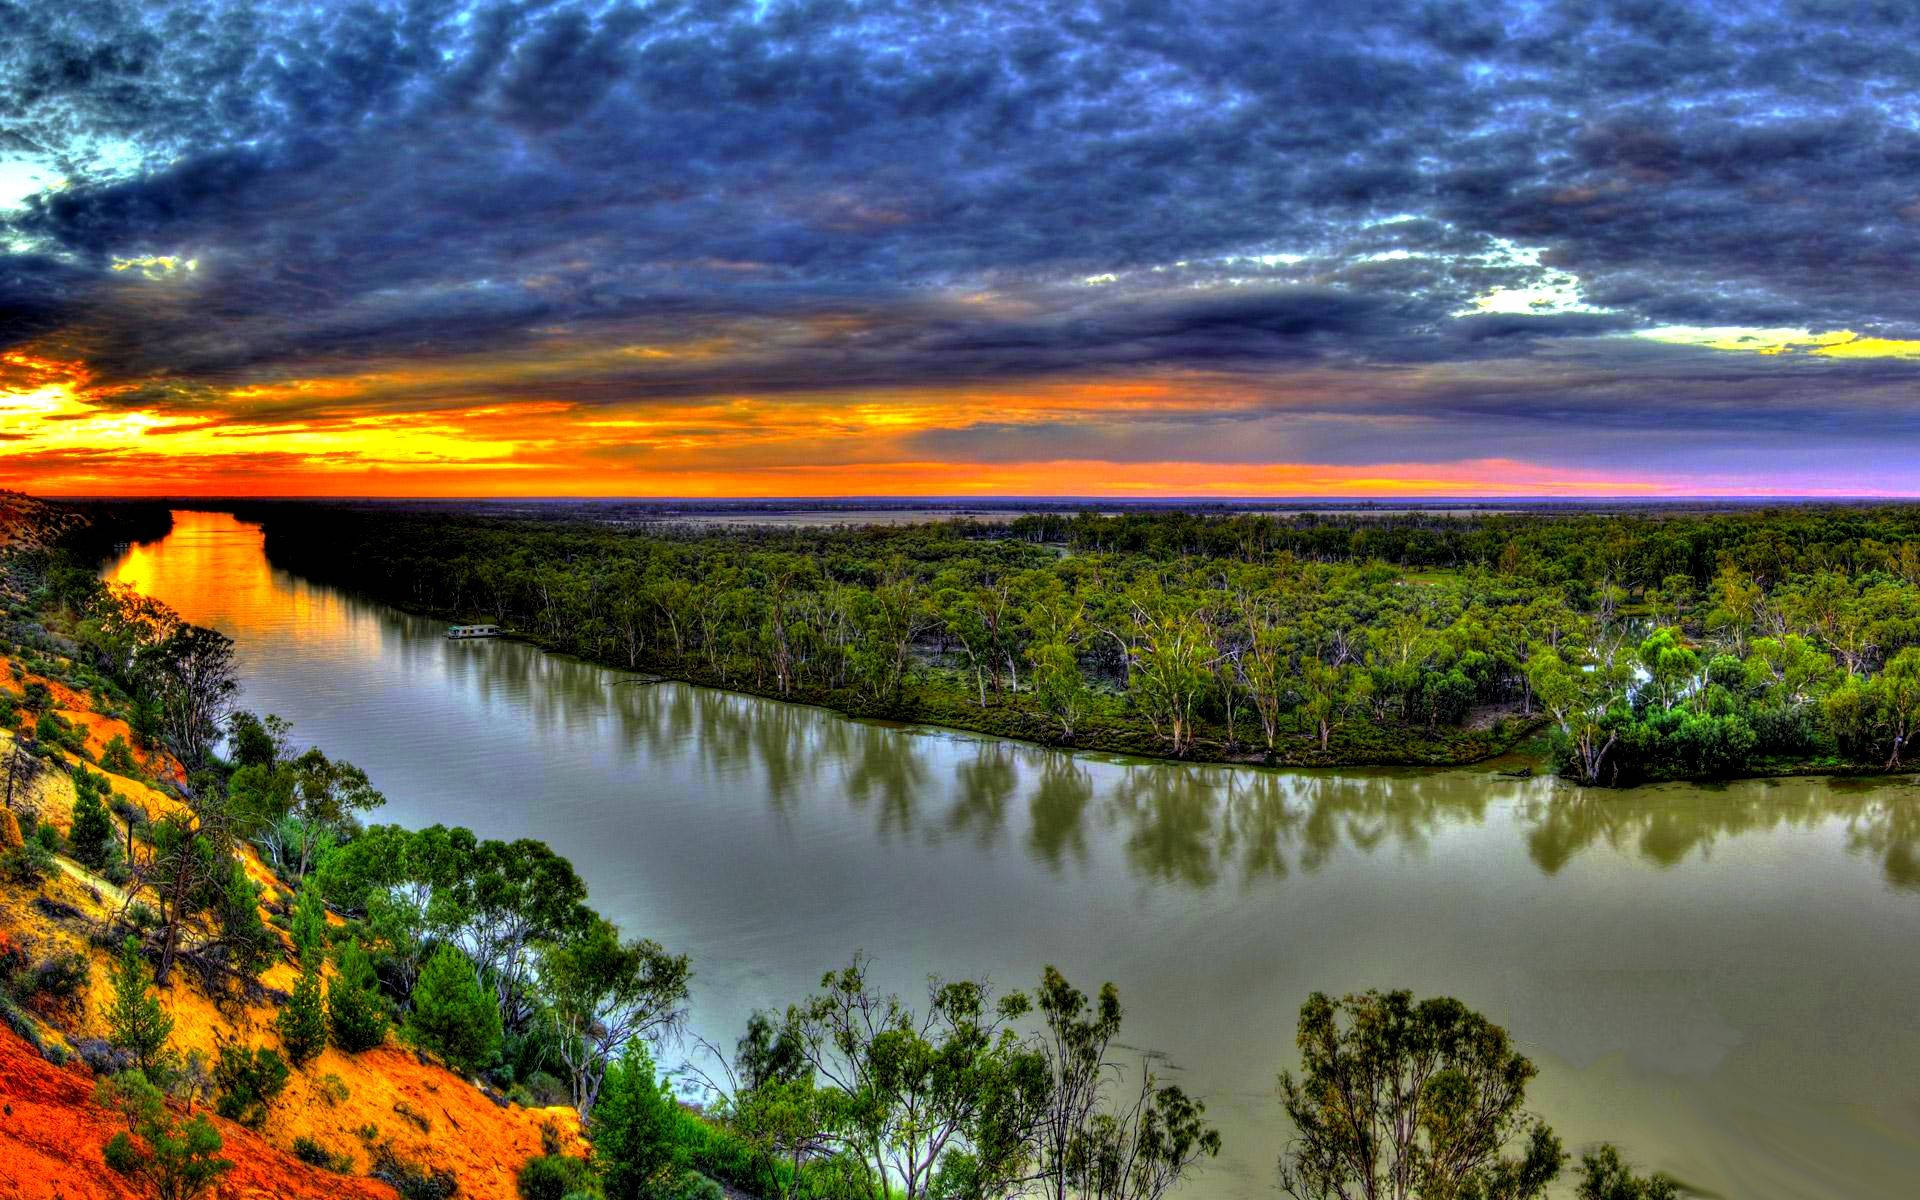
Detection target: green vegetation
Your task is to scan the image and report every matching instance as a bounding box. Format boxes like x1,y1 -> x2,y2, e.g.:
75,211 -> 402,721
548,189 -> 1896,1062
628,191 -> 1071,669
325,938 -> 390,1053
278,959 -> 327,1066
246,502 -> 1920,782
68,766 -> 117,869
211,1043 -> 290,1128
97,1069 -> 233,1200
107,935 -> 174,1079
406,943 -> 504,1075
1277,990 -> 1561,1200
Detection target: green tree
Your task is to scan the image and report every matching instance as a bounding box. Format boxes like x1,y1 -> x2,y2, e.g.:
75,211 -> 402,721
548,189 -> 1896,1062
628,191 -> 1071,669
1635,628 -> 1698,710
69,767 -> 117,869
786,955 -> 1046,1200
537,916 -> 690,1114
1574,1145 -> 1679,1200
289,879 -> 328,964
592,1041 -> 688,1200
286,747 -> 385,880
108,936 -> 174,1078
279,963 -> 327,1066
1876,645 -> 1920,767
1031,966 -> 1220,1200
98,1070 -> 233,1200
406,943 -> 502,1075
1277,990 -> 1563,1200
327,939 -> 390,1053
101,734 -> 140,775
212,1043 -> 290,1128
1527,650 -> 1627,785
733,1075 -> 835,1200
1031,642 -> 1090,739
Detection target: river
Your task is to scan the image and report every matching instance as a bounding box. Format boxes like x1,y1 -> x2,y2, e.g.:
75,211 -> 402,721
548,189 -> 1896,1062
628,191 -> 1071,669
104,510 -> 1920,1199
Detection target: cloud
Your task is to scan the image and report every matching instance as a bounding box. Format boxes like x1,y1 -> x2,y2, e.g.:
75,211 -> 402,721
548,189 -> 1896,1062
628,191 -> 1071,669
2,0 -> 1920,492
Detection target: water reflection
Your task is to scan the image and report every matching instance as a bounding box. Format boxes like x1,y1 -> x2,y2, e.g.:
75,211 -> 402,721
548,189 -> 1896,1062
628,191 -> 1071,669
320,607 -> 1920,894
287,574 -> 1920,894
1522,778 -> 1920,890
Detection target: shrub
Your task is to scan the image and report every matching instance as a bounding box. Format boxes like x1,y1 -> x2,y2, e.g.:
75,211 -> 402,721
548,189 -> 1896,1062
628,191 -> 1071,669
327,940 -> 390,1053
404,944 -> 501,1075
0,930 -> 25,981
98,1070 -> 233,1200
0,839 -> 53,884
289,881 -> 327,963
212,1044 -> 290,1129
0,994 -> 53,1059
517,1153 -> 595,1200
28,949 -> 91,1008
316,1072 -> 351,1105
101,735 -> 139,775
293,1135 -> 355,1173
36,711 -> 83,754
73,1036 -> 137,1076
370,1143 -> 459,1200
666,1172 -> 724,1200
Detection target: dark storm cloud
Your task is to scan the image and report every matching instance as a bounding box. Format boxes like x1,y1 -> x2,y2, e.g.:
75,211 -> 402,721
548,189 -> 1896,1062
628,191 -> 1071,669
4,0 -> 1920,454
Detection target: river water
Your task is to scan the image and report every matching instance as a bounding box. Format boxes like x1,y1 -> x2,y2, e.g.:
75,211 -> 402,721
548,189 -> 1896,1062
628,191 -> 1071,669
104,511 -> 1920,1198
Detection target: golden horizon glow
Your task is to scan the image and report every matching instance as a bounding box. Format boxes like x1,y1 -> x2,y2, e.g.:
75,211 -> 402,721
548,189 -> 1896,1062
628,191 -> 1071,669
2,333 -> 1911,500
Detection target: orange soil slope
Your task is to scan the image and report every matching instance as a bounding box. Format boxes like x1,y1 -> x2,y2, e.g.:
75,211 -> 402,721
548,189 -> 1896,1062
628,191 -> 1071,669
0,693 -> 581,1199
0,1024 -> 397,1200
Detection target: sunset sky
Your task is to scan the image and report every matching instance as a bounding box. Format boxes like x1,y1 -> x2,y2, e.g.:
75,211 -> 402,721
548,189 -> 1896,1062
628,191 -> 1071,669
3,1 -> 1920,497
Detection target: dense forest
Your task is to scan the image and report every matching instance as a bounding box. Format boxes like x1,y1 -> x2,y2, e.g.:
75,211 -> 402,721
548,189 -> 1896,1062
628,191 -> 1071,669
0,508 -> 1680,1200
235,502 -> 1920,786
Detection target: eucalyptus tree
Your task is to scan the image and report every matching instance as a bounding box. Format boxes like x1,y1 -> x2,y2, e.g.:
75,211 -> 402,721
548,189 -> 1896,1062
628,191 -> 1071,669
785,955 -> 1048,1200
1526,649 -> 1629,785
537,916 -> 691,1115
1030,967 -> 1220,1200
1277,990 -> 1563,1200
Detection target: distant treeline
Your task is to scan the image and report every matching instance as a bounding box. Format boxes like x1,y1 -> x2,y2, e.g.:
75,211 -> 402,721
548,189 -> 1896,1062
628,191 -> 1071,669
222,501 -> 1920,783
54,501 -> 175,559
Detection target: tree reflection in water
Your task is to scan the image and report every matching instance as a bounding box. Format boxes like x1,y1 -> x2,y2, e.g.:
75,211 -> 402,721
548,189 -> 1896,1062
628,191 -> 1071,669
373,591 -> 1920,897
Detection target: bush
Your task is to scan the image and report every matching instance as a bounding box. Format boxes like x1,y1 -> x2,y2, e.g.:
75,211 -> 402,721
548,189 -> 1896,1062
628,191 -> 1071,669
98,1070 -> 233,1200
0,839 -> 53,884
327,940 -> 390,1053
73,1036 -> 137,1076
0,994 -> 54,1060
293,1136 -> 354,1173
27,949 -> 91,1007
404,944 -> 501,1076
212,1044 -> 290,1128
101,735 -> 139,775
517,1154 -> 595,1200
371,1143 -> 459,1200
665,1172 -> 724,1200
0,930 -> 25,981
316,1072 -> 351,1105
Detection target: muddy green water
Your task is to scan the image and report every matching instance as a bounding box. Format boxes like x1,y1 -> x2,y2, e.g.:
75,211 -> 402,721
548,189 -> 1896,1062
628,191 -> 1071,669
106,511 -> 1920,1198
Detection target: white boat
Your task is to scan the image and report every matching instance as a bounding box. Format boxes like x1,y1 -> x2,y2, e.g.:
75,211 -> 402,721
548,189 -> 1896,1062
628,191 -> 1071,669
445,624 -> 502,639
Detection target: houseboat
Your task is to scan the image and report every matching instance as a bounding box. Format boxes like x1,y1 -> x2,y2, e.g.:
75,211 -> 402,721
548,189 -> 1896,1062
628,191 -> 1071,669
445,624 -> 502,639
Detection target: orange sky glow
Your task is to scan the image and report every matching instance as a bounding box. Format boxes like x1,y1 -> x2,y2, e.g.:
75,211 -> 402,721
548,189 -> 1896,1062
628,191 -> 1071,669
0,346 -> 1882,499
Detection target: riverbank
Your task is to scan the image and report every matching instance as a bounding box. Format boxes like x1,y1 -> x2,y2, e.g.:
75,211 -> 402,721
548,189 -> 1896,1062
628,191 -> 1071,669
335,595 -> 1557,771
